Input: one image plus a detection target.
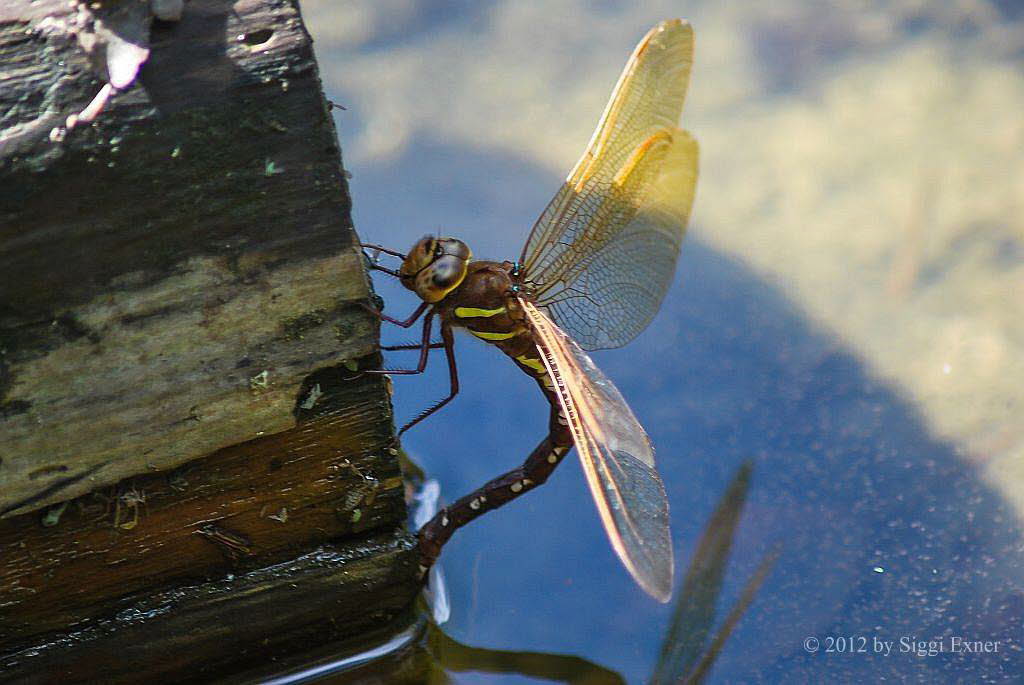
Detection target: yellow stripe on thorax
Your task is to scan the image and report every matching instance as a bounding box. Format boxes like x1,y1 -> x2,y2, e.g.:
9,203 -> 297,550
469,328 -> 522,341
454,306 -> 507,318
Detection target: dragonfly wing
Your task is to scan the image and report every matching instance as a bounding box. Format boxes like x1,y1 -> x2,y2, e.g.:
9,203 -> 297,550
520,20 -> 698,350
522,299 -> 673,602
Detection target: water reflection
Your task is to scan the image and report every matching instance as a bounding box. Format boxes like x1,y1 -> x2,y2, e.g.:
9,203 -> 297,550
256,463 -> 773,684
427,625 -> 624,684
422,462 -> 774,684
652,463 -> 778,685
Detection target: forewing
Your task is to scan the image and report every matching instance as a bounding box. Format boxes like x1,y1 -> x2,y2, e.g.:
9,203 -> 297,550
522,299 -> 673,601
520,20 -> 698,350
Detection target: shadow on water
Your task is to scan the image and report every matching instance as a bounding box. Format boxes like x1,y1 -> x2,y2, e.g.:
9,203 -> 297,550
333,135 -> 1024,682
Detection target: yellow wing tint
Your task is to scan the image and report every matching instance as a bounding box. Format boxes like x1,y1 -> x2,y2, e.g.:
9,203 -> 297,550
520,20 -> 698,351
566,20 -> 693,194
521,299 -> 673,602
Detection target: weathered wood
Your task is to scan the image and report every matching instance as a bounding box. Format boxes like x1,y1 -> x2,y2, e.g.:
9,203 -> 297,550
0,0 -> 421,668
0,360 -> 408,645
0,0 -> 376,516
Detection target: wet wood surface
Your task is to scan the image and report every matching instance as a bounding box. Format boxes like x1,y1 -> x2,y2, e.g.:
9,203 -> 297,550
1,532 -> 419,683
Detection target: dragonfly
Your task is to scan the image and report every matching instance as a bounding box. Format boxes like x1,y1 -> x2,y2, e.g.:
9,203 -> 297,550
362,19 -> 698,602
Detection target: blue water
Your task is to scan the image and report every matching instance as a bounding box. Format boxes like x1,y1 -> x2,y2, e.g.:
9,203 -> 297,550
339,136 -> 1023,682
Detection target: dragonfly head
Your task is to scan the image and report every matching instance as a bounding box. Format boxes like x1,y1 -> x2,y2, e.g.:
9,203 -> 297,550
399,236 -> 472,303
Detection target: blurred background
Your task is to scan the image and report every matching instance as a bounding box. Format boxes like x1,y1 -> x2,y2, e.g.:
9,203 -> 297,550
302,1 -> 1023,681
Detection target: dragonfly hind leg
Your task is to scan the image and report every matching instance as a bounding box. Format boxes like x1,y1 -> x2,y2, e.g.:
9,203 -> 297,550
417,410 -> 574,575
397,323 -> 459,436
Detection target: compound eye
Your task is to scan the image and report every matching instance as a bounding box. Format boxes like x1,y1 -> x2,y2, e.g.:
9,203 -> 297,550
429,257 -> 463,289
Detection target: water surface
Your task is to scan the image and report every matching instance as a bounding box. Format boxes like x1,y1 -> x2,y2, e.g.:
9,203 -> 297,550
299,2 -> 1024,681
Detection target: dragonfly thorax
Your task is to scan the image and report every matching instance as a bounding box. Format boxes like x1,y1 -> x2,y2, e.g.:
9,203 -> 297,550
399,236 -> 472,303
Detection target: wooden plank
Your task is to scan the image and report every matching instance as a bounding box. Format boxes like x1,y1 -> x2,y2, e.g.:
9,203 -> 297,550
0,361 -> 410,645
0,0 -> 376,516
0,0 -> 421,665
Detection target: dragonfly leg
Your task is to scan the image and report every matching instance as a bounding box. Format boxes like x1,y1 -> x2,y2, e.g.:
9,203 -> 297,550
381,342 -> 445,351
417,410 -> 574,574
366,311 -> 435,375
360,243 -> 406,278
368,263 -> 402,278
363,300 -> 429,328
398,323 -> 459,436
359,243 -> 406,259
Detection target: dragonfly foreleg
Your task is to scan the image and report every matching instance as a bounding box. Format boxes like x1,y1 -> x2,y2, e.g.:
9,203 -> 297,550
363,300 -> 429,328
368,263 -> 402,278
359,242 -> 407,259
417,418 -> 574,575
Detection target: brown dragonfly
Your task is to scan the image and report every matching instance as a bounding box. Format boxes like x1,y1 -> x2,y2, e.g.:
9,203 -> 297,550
362,19 -> 698,602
